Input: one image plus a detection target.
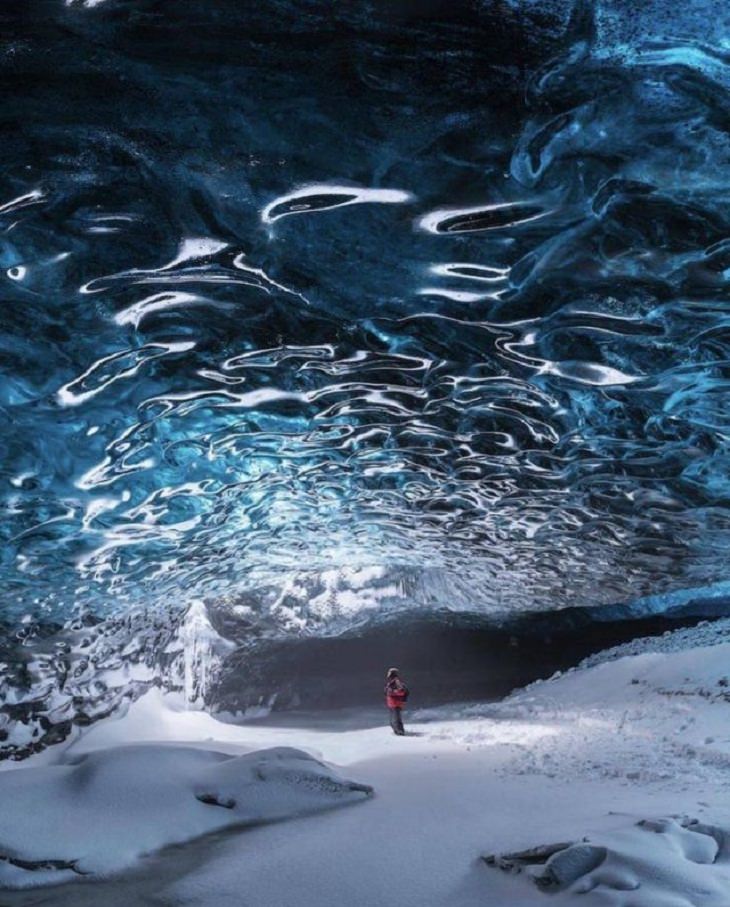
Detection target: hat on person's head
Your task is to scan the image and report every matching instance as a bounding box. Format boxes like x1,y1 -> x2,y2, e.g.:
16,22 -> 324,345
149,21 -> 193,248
387,667 -> 399,678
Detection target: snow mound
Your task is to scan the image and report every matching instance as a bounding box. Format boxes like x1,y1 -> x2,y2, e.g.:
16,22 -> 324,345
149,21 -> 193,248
577,618 -> 730,672
415,637 -> 730,789
484,816 -> 730,905
517,640 -> 730,708
0,744 -> 372,889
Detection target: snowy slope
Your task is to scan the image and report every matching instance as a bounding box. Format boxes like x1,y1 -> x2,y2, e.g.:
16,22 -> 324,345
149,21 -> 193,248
578,617 -> 730,668
2,622 -> 730,905
419,634 -> 730,788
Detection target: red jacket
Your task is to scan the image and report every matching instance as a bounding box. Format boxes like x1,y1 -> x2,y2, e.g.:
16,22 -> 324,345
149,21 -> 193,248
385,678 -> 408,710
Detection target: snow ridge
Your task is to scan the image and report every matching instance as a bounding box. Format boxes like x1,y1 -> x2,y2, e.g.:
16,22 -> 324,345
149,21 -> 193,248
577,618 -> 730,671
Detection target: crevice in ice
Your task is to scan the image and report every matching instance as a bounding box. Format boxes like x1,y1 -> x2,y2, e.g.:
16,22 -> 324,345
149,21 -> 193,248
195,792 -> 236,809
0,854 -> 88,876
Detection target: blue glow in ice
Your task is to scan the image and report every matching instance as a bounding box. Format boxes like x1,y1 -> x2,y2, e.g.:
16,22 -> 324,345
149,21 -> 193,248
1,0 -> 729,625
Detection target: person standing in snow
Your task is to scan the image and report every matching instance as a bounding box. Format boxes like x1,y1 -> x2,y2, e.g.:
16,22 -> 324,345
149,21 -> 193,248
385,667 -> 409,736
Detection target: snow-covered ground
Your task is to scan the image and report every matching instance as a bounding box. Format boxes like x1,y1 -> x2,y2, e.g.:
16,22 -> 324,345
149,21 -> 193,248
0,744 -> 372,889
3,622 -> 730,905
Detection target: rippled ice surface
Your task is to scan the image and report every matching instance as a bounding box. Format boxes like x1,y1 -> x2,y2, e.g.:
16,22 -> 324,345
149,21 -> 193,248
2,0 -> 730,625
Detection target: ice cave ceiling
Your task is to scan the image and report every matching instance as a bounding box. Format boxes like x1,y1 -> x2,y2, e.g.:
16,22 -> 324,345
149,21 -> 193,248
1,0 -> 730,628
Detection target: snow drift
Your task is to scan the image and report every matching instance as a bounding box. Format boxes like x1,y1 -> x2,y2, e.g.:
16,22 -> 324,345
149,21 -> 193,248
484,816 -> 730,905
0,744 -> 372,889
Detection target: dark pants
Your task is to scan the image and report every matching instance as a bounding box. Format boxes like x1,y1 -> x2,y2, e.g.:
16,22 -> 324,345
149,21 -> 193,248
389,707 -> 405,735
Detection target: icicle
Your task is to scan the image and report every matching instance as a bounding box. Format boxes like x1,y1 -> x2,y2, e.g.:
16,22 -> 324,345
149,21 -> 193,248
180,600 -> 215,708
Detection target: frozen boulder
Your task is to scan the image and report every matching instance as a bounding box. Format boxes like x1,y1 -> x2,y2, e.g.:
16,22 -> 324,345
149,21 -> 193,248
482,816 -> 730,905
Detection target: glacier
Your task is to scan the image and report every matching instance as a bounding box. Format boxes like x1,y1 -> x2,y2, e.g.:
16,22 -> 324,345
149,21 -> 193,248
0,0 -> 728,635
1,0 -> 730,777
2,3 -> 730,901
